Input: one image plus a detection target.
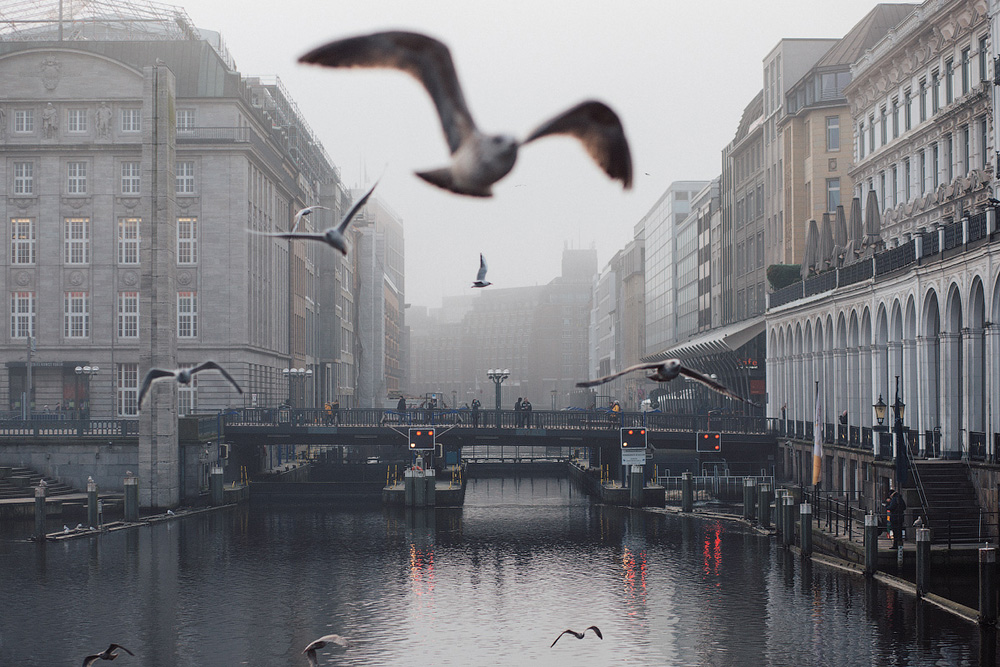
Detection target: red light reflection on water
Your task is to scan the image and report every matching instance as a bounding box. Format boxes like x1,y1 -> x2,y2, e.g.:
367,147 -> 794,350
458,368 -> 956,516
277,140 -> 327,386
702,522 -> 723,581
621,545 -> 648,608
409,544 -> 435,598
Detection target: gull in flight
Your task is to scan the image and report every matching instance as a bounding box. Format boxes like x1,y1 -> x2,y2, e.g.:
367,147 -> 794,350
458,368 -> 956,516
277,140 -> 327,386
299,31 -> 632,197
302,634 -> 349,666
471,253 -> 491,288
576,359 -> 755,405
250,181 -> 377,255
82,644 -> 134,666
551,625 -> 603,648
138,361 -> 242,409
291,205 -> 329,233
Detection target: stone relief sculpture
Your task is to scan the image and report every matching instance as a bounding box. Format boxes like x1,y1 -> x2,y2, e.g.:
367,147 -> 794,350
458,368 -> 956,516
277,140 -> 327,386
97,102 -> 112,138
42,102 -> 58,138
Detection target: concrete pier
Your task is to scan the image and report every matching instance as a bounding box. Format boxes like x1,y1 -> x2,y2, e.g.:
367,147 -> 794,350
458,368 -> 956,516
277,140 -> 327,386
629,467 -> 644,507
743,479 -> 756,521
34,484 -> 46,539
210,466 -> 224,506
864,513 -> 879,576
916,528 -> 931,595
979,548 -> 997,626
87,478 -> 98,528
124,474 -> 139,522
758,484 -> 770,528
800,503 -> 812,556
681,472 -> 693,513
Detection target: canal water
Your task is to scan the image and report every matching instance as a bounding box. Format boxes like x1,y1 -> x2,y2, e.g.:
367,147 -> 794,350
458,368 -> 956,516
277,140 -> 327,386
2,476 -> 996,666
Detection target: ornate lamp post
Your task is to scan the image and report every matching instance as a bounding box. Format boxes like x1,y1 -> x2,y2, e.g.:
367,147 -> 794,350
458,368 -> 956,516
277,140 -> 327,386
486,368 -> 509,427
282,367 -> 313,407
873,393 -> 887,458
74,365 -> 99,420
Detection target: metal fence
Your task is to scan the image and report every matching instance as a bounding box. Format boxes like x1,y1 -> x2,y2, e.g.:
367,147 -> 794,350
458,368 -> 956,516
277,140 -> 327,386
656,475 -> 774,504
461,444 -> 574,463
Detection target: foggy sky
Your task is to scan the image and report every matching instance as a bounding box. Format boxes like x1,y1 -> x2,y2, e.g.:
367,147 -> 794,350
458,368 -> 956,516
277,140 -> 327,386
177,0 -> 892,308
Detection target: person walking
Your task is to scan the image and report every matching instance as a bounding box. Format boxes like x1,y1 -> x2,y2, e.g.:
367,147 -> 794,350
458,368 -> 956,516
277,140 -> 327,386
324,401 -> 333,424
397,395 -> 406,423
331,398 -> 340,424
514,397 -> 523,427
523,398 -> 532,428
885,487 -> 906,549
611,400 -> 622,428
471,398 -> 481,427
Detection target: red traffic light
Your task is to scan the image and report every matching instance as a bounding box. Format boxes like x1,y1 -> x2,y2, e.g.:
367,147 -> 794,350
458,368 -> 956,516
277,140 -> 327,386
408,428 -> 435,450
696,431 -> 722,452
620,427 -> 647,449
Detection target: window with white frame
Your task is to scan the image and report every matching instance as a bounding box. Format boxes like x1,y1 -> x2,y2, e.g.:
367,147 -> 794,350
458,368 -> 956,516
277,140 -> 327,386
67,108 -> 87,133
826,178 -> 840,212
177,217 -> 197,264
64,217 -> 90,264
118,217 -> 140,265
118,291 -> 139,338
117,363 -> 138,416
178,291 -> 197,337
14,109 -> 33,133
177,366 -> 197,415
981,117 -> 989,170
962,125 -> 970,175
176,161 -> 195,194
121,108 -> 141,132
10,291 -> 35,338
67,161 -> 87,194
176,109 -> 195,131
121,161 -> 141,194
64,291 -> 89,338
11,218 -> 35,265
962,47 -> 971,96
825,116 -> 839,151
13,162 -> 33,195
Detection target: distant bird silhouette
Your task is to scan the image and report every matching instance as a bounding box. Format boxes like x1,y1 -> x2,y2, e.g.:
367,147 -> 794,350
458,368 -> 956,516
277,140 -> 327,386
303,634 -> 349,666
82,644 -> 134,666
299,31 -> 632,197
291,205 -> 329,233
138,361 -> 242,409
577,359 -> 755,405
551,625 -> 603,647
471,253 -> 491,288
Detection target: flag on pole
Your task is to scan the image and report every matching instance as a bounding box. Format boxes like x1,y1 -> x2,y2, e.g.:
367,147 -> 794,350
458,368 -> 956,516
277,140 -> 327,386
812,383 -> 822,487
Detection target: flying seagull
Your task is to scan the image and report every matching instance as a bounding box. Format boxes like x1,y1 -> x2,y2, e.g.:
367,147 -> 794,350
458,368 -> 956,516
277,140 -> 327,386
82,644 -> 134,666
299,31 -> 632,197
251,181 -> 377,255
291,205 -> 329,233
302,634 -> 349,666
138,361 -> 242,409
471,253 -> 491,288
576,359 -> 755,405
551,626 -> 603,648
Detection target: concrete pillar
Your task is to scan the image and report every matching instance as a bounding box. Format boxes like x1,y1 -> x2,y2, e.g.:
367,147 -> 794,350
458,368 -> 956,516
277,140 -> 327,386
916,528 -> 931,596
783,495 -> 795,547
744,479 -> 756,521
980,547 -> 997,626
758,483 -> 771,528
210,466 -> 224,506
34,484 -> 46,540
413,469 -> 427,506
138,64 -> 179,509
629,466 -> 644,507
965,327 -> 985,442
940,332 -> 961,457
425,469 -> 436,507
917,335 -> 939,457
681,472 -> 693,513
404,469 -> 416,506
864,513 -> 879,576
87,478 -> 98,528
989,326 -> 1000,462
800,503 -> 812,556
773,489 -> 784,536
124,474 -> 139,523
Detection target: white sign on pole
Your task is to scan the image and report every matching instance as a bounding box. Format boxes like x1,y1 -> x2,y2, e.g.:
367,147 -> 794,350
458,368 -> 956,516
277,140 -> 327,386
621,448 -> 646,466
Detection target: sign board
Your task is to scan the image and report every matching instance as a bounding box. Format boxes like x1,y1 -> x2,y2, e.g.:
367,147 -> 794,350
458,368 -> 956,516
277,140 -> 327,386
621,448 -> 647,466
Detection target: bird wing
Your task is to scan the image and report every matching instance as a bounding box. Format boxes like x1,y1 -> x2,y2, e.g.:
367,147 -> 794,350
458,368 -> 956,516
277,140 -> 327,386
550,629 -> 583,648
522,100 -> 633,189
586,626 -> 603,640
576,362 -> 660,388
191,361 -> 243,394
300,31 -> 475,154
248,230 -> 329,243
302,648 -> 319,667
476,254 -> 488,282
82,656 -> 100,667
108,644 -> 134,656
138,368 -> 176,408
677,365 -> 751,404
338,180 -> 379,234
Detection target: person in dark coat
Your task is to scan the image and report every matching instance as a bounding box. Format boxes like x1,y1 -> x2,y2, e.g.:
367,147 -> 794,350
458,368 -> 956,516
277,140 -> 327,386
523,399 -> 532,428
471,398 -> 481,427
885,487 -> 906,548
514,397 -> 523,427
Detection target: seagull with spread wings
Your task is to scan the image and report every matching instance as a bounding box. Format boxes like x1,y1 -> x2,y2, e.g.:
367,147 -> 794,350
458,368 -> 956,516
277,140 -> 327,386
577,359 -> 755,405
302,634 -> 349,666
551,625 -> 603,648
251,181 -> 378,255
471,253 -> 491,288
138,361 -> 242,409
299,31 -> 632,197
82,644 -> 134,666
291,205 -> 329,233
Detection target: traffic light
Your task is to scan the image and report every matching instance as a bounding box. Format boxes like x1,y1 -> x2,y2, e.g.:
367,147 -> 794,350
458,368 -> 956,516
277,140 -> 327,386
697,431 -> 722,452
408,428 -> 435,451
620,427 -> 647,449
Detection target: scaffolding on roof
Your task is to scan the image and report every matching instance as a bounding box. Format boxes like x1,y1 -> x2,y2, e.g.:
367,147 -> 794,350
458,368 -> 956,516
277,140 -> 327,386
1,0 -> 199,42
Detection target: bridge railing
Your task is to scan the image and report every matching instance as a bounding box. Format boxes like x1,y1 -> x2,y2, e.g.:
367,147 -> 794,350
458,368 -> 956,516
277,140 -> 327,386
221,408 -> 770,433
0,419 -> 138,437
657,475 -> 775,504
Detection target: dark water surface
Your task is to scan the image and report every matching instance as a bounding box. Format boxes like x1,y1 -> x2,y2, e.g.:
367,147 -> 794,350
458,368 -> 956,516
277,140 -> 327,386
1,476 -> 995,666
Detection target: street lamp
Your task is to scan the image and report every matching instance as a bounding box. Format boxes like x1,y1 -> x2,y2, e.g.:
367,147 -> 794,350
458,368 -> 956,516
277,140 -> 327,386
486,368 -> 510,426
873,394 -> 887,427
282,367 -> 313,407
74,365 -> 99,420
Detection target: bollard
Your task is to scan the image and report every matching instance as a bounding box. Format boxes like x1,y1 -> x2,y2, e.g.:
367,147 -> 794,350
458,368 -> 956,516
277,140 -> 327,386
413,468 -> 427,506
425,469 -> 436,507
124,474 -> 139,523
916,528 -> 931,596
800,503 -> 812,556
758,484 -> 771,528
629,466 -> 644,507
745,479 -> 757,522
210,466 -> 224,506
681,472 -> 693,513
404,469 -> 416,506
742,481 -> 752,520
775,490 -> 787,538
864,513 -> 879,576
34,484 -> 46,540
979,548 -> 997,626
87,478 -> 98,528
783,495 -> 796,547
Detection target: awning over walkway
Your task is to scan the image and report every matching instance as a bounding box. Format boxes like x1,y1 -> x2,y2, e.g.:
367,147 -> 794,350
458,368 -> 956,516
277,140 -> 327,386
643,317 -> 766,363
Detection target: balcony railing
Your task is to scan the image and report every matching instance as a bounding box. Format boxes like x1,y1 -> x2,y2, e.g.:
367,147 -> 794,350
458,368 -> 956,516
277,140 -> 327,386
969,211 -> 988,243
874,239 -> 915,274
176,126 -> 251,143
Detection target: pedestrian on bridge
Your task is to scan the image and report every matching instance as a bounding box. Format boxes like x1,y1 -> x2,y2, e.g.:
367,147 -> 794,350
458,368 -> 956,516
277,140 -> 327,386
331,398 -> 340,424
471,398 -> 481,427
515,397 -> 523,427
523,398 -> 533,428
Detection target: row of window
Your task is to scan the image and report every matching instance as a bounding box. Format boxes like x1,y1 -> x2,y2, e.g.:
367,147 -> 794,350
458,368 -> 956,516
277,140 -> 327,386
10,290 -> 197,340
9,216 -> 198,265
10,160 -> 196,196
858,37 -> 989,160
113,363 -> 197,416
736,231 -> 766,276
6,107 -> 197,135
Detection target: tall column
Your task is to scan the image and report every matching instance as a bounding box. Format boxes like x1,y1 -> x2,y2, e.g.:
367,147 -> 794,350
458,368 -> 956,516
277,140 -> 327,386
903,337 -> 919,446
940,332 -> 961,458
138,65 -> 179,508
965,327 -> 985,438
833,349 -> 847,438
885,341 -> 901,407
823,349 -> 834,435
847,346 -> 859,435
860,345 -> 873,428
988,325 -> 1000,461
917,335 -> 939,456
